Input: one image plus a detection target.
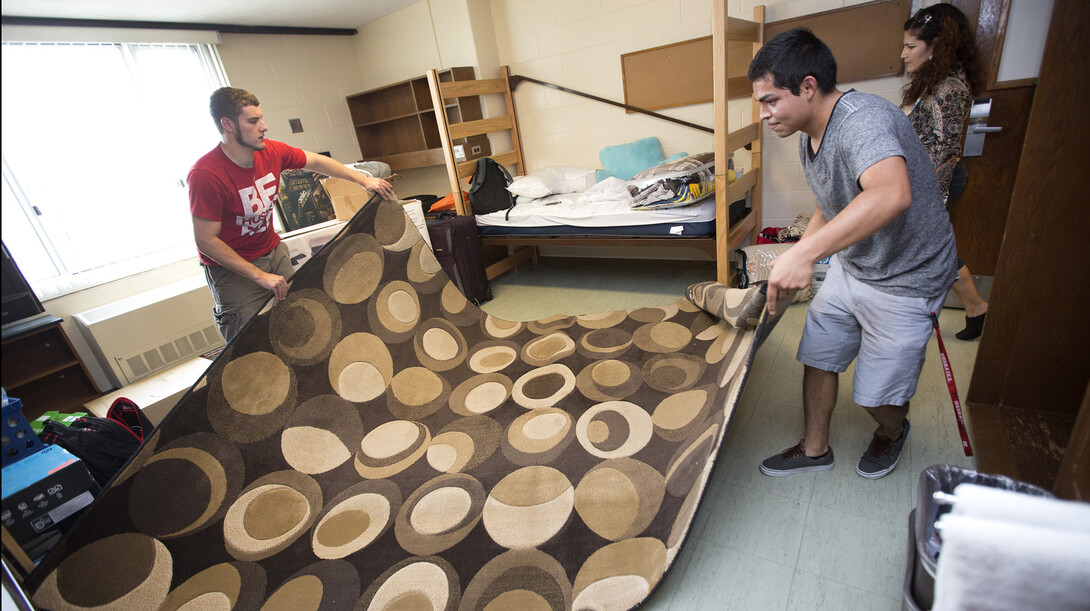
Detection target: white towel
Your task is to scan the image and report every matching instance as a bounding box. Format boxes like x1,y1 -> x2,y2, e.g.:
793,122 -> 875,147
950,483 -> 1090,534
933,513 -> 1090,610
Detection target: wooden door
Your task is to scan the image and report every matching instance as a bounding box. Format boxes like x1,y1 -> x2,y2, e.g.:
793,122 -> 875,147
964,0 -> 1090,491
948,0 -> 1036,276
1054,384 -> 1090,501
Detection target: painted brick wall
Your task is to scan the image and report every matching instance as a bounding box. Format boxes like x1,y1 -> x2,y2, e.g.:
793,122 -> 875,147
489,0 -> 910,227
218,32 -> 367,164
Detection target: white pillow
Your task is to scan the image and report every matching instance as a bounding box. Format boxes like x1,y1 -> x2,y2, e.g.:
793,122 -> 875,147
508,166 -> 595,199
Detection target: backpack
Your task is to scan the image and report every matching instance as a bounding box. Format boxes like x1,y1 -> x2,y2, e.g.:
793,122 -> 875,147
38,397 -> 152,487
467,157 -> 515,216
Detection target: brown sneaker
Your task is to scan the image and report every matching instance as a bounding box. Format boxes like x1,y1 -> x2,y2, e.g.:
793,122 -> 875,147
760,440 -> 835,477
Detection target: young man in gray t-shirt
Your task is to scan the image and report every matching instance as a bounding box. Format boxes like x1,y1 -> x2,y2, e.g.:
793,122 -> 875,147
747,28 -> 958,479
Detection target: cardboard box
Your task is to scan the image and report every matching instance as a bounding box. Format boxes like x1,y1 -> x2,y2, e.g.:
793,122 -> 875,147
317,178 -> 431,247
30,411 -> 88,435
321,177 -> 376,221
2,445 -> 98,558
402,199 -> 431,249
282,219 -> 348,271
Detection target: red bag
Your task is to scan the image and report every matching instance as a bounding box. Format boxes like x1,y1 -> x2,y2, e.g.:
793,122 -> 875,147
757,226 -> 786,244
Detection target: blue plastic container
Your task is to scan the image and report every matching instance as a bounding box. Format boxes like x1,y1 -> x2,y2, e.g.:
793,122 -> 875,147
2,397 -> 46,468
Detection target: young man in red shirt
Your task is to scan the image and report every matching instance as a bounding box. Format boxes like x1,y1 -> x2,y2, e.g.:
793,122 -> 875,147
189,87 -> 393,341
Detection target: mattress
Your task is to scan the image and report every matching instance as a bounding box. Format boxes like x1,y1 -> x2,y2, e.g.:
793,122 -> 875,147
474,164 -> 747,239
477,220 -> 714,238
475,192 -> 716,229
476,192 -> 749,239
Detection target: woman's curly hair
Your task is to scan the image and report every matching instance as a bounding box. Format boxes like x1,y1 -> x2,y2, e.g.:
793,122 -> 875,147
901,4 -> 980,108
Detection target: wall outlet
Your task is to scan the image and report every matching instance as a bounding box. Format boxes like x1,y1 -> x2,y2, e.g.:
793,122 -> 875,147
471,145 -> 482,155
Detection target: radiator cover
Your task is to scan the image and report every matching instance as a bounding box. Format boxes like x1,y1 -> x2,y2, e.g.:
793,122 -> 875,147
74,276 -> 223,387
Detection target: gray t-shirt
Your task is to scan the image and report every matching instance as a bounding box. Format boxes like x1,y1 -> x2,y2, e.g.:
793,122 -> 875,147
801,91 -> 957,298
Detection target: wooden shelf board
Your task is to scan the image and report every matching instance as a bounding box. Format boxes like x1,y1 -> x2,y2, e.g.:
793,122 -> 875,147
374,148 -> 448,171
354,111 -> 422,128
5,359 -> 82,389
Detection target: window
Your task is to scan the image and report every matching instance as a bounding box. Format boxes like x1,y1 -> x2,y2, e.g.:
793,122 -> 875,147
1,41 -> 229,300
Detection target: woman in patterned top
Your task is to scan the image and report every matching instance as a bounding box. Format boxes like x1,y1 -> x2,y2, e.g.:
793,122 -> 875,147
902,4 -> 988,340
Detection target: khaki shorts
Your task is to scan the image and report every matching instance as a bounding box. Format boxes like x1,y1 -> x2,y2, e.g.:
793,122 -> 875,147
203,242 -> 293,342
796,256 -> 947,408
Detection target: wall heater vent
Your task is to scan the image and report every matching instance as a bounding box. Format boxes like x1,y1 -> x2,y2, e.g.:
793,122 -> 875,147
115,321 -> 221,385
74,276 -> 224,388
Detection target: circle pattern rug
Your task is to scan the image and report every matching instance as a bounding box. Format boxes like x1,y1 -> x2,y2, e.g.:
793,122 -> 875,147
26,199 -> 773,611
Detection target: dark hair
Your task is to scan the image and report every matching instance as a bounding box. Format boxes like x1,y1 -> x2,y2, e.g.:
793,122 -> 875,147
209,87 -> 260,133
747,28 -> 837,94
902,4 -> 980,106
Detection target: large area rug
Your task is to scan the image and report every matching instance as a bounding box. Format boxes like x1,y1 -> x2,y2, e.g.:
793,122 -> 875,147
24,198 -> 780,610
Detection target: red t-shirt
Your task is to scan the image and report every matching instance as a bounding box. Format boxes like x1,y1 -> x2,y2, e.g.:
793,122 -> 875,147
188,139 -> 307,265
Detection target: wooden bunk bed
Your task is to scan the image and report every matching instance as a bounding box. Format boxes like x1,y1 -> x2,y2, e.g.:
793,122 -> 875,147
427,2 -> 765,286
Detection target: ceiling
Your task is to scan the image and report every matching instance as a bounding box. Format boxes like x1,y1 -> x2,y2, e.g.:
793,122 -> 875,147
0,0 -> 422,30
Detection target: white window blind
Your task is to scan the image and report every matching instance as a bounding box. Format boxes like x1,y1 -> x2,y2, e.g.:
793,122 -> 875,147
1,41 -> 229,300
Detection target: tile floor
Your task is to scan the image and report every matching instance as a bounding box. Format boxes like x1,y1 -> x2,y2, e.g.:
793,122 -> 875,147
481,259 -> 981,611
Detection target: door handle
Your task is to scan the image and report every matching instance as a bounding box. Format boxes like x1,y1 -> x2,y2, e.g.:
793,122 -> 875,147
964,98 -> 1000,157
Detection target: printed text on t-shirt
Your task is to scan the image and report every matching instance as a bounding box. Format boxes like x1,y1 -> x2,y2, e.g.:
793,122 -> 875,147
237,172 -> 278,236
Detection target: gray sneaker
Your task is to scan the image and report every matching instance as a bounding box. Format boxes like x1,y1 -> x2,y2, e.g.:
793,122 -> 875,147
760,440 -> 835,477
856,420 -> 910,480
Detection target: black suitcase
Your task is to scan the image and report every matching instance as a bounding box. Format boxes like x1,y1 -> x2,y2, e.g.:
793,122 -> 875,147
426,213 -> 492,304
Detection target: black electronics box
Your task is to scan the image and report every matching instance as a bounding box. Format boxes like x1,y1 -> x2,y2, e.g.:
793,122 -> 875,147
2,444 -> 100,560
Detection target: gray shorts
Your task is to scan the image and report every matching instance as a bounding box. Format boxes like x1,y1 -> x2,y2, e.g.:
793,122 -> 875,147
796,256 -> 946,408
203,242 -> 293,342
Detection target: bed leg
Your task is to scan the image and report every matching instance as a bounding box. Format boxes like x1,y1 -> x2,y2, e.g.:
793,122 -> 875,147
485,246 -> 536,280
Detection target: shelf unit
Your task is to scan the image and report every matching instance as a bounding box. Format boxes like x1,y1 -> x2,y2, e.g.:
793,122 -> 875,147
2,316 -> 101,420
346,66 -> 491,171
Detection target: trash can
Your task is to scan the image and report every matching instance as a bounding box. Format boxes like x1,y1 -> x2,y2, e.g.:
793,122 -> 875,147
902,464 -> 1054,611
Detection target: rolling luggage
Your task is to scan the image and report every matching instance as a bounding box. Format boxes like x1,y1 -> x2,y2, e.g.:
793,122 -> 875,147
425,213 -> 492,304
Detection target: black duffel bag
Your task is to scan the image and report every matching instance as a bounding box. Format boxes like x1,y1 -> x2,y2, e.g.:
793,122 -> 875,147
39,397 -> 152,487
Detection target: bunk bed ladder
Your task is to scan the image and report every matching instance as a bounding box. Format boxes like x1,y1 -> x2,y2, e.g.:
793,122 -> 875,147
426,67 -> 527,216
714,3 -> 765,285
427,66 -> 537,279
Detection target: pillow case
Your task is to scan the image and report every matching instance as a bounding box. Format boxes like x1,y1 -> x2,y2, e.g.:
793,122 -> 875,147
508,166 -> 596,199
597,137 -> 690,182
663,151 -> 689,164
599,137 -> 664,181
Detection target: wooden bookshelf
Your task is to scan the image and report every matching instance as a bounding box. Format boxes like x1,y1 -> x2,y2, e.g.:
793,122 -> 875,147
346,67 -> 491,171
2,316 -> 100,420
